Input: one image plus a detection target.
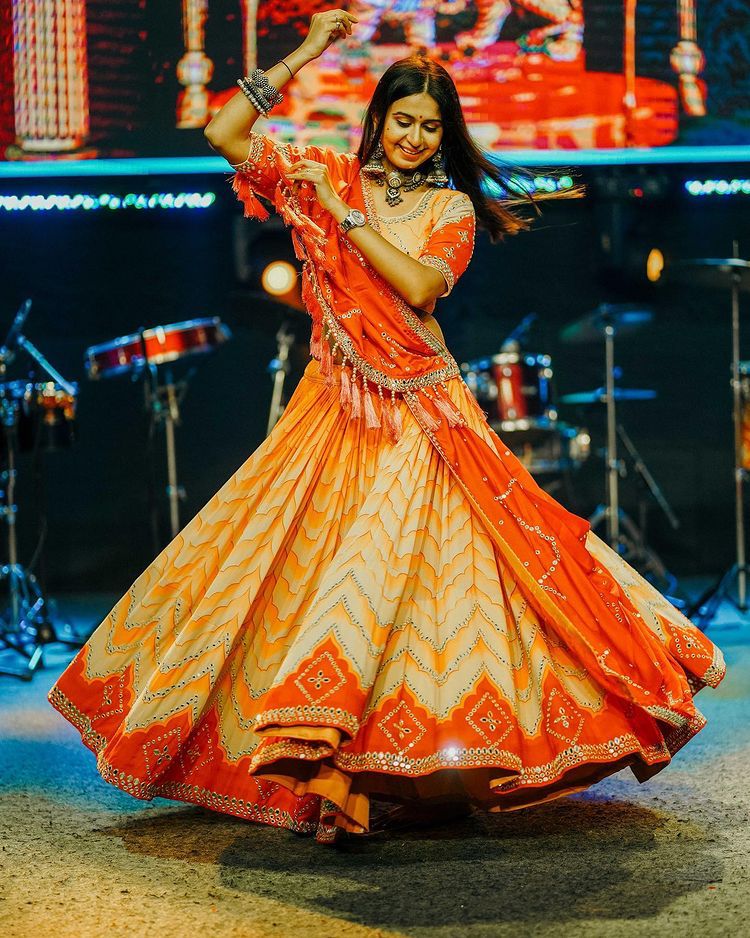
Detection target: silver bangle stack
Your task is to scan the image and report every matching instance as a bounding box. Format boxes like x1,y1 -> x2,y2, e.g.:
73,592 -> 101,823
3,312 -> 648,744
236,68 -> 285,117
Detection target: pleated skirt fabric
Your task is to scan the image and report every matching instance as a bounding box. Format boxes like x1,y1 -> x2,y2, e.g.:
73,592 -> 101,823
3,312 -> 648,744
49,358 -> 726,843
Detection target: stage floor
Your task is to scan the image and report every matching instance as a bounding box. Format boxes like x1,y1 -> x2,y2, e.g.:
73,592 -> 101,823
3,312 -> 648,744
1,594 -> 748,938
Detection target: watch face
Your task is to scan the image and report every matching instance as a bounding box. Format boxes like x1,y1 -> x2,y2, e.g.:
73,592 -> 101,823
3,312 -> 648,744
350,210 -> 366,225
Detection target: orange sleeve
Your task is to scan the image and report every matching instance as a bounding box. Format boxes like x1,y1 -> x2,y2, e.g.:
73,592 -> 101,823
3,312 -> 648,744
418,192 -> 476,297
229,132 -> 344,220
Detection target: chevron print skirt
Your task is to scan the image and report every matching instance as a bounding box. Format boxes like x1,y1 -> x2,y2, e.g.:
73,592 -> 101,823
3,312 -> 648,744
49,357 -> 726,843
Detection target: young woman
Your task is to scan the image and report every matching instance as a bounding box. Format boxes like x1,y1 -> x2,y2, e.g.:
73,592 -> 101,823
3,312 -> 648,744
50,10 -> 725,844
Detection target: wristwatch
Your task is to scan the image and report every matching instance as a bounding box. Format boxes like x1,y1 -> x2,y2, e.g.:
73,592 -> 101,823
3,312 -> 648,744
339,208 -> 366,235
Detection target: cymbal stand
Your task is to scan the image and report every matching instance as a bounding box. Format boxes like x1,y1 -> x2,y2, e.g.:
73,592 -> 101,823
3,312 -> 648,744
586,314 -> 680,594
266,323 -> 295,436
689,241 -> 748,627
589,313 -> 621,546
0,392 -> 57,678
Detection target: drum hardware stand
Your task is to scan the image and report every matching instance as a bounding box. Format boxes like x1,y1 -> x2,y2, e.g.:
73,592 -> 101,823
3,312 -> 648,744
685,243 -> 749,628
0,301 -> 79,679
599,314 -> 622,547
589,422 -> 683,601
266,323 -> 295,436
0,394 -> 55,679
582,310 -> 679,595
143,359 -> 191,542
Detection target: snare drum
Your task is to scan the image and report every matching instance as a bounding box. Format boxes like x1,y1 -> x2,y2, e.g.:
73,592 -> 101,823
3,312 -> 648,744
461,351 -> 557,430
86,317 -> 231,379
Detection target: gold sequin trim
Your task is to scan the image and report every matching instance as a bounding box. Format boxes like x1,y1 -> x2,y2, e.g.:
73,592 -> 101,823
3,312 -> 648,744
420,255 -> 455,294
254,704 -> 360,737
228,131 -> 267,172
49,686 -> 318,834
429,191 -> 475,233
376,189 -> 436,223
305,266 -> 460,393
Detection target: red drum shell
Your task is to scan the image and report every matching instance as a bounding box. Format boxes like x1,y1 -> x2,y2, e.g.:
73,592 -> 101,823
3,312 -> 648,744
86,317 -> 230,379
461,351 -> 556,429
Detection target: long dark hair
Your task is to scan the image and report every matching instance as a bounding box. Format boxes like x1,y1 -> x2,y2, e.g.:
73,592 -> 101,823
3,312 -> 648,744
357,56 -> 550,242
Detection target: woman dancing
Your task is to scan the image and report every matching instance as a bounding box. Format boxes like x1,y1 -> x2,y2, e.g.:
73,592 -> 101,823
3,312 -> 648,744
50,9 -> 726,844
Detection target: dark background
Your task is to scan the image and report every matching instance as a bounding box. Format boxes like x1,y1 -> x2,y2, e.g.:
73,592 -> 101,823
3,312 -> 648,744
0,161 -> 748,594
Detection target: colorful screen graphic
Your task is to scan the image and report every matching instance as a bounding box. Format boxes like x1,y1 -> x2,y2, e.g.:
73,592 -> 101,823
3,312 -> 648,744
1,0 -> 748,165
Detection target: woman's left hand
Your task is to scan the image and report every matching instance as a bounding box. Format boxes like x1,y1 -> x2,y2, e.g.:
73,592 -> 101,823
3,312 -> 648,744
285,159 -> 342,214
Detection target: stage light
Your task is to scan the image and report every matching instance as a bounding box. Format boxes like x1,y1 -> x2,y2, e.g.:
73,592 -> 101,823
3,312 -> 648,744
646,248 -> 665,283
261,261 -> 297,297
684,178 -> 750,197
0,192 -> 217,212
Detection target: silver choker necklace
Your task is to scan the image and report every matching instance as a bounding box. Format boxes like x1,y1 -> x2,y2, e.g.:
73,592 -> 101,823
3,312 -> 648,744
379,167 -> 426,207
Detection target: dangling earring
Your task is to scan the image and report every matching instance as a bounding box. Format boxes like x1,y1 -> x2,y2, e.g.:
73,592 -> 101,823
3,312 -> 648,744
425,146 -> 449,188
362,140 -> 386,178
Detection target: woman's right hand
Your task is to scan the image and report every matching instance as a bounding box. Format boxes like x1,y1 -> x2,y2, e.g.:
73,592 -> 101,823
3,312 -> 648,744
299,9 -> 358,60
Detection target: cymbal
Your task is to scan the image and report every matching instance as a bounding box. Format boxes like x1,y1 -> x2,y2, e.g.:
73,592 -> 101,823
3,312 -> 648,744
668,258 -> 750,292
559,304 -> 654,345
561,388 -> 657,405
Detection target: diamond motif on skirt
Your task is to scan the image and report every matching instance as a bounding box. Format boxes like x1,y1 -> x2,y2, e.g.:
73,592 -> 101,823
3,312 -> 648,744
91,672 -> 125,722
378,701 -> 426,754
142,727 -> 182,781
545,687 -> 585,745
295,651 -> 346,704
466,692 -> 513,746
180,724 -> 215,773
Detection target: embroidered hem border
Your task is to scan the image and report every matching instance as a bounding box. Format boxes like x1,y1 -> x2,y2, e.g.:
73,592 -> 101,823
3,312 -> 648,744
254,704 -> 360,737
49,668 -> 711,816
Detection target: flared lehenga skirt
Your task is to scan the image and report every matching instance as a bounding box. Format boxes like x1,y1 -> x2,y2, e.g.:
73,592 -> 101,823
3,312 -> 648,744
49,358 -> 726,843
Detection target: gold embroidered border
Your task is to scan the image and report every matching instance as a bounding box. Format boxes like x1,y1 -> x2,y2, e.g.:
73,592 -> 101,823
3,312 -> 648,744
49,686 -> 318,834
228,131 -> 267,171
332,731 -> 672,784
430,192 -> 475,233
419,254 -> 455,294
305,266 -> 461,393
700,648 -> 727,688
375,188 -> 436,224
250,738 -> 335,772
51,677 -> 709,812
254,704 -> 360,737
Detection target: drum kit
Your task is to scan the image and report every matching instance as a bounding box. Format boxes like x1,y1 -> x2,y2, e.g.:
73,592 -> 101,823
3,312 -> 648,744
462,302 -> 683,598
462,248 -> 750,630
0,309 -> 230,678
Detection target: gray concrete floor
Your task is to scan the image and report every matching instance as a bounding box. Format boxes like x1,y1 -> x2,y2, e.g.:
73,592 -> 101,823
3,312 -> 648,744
1,594 -> 748,938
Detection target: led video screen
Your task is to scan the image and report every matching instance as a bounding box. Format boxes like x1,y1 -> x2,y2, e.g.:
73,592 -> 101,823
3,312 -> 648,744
1,0 -> 748,165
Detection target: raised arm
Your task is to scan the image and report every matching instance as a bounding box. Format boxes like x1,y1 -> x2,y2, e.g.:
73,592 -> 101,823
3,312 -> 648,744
204,10 -> 357,166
